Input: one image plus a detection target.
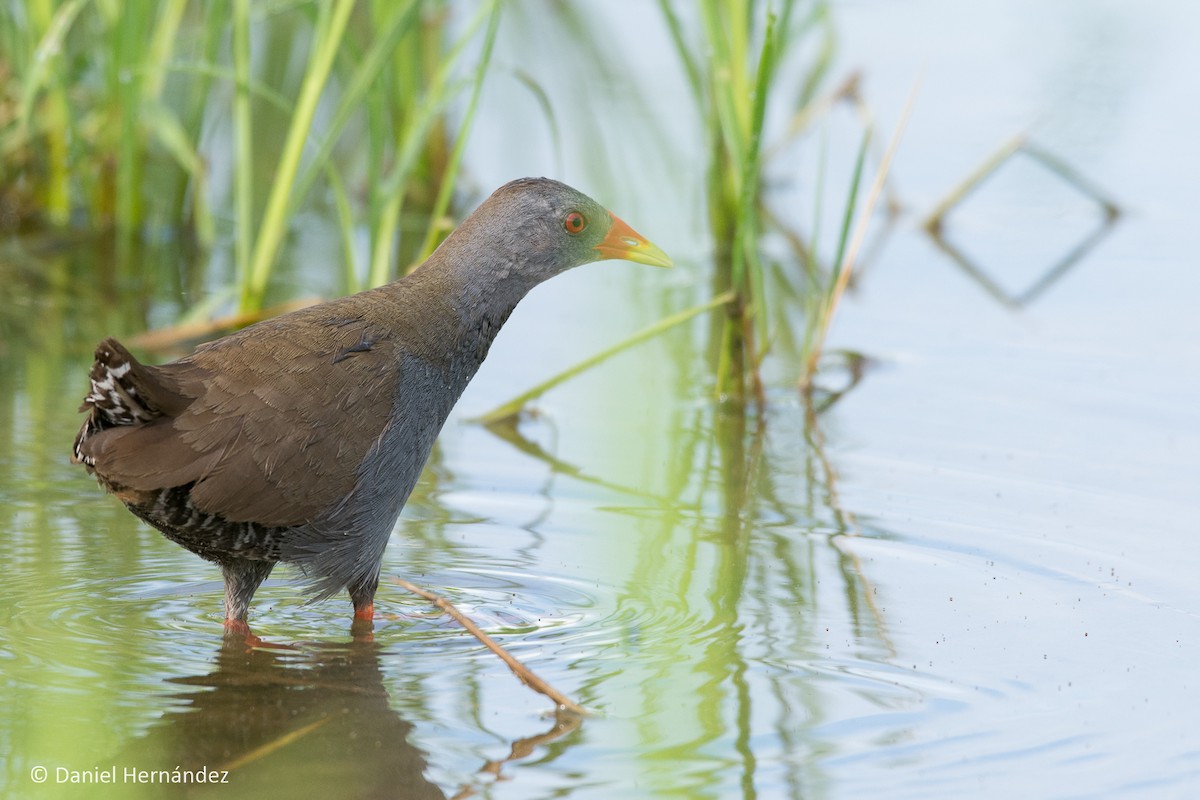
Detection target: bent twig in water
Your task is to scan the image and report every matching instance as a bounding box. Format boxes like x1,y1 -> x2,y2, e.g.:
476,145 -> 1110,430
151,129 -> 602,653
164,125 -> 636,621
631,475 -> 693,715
391,577 -> 587,716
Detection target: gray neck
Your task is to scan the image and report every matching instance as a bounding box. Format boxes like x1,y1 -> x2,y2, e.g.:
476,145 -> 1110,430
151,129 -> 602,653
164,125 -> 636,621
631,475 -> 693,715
404,235 -> 544,380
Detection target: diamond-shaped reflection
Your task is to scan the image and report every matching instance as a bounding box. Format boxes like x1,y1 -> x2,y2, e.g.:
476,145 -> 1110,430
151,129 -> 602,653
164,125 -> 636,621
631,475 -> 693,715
922,136 -> 1120,308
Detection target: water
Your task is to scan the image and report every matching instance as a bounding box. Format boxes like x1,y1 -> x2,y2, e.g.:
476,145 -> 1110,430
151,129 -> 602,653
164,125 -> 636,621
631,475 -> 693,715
3,1 -> 1199,797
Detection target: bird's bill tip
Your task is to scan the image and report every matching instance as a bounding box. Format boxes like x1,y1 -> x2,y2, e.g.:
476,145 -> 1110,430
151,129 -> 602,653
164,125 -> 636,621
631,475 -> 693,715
594,212 -> 673,267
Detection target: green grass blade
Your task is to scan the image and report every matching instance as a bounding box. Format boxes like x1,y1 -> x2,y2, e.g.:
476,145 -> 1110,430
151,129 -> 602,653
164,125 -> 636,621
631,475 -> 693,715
14,0 -> 85,135
733,10 -> 778,341
113,6 -> 150,235
367,3 -> 495,285
808,126 -> 829,285
290,0 -> 423,212
416,0 -> 502,260
512,69 -> 563,171
794,3 -> 835,111
326,164 -> 360,294
366,74 -> 472,285
800,126 -> 868,365
167,0 -> 226,245
828,127 -> 871,298
142,0 -> 187,102
802,78 -> 918,387
233,0 -> 254,291
143,101 -> 213,244
164,60 -> 293,112
655,0 -> 704,105
699,2 -> 747,199
241,0 -> 356,312
367,195 -> 404,288
476,291 -> 737,425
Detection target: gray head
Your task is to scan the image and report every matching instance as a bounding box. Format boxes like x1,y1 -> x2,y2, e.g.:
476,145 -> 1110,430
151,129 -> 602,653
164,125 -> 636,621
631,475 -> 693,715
431,177 -> 671,290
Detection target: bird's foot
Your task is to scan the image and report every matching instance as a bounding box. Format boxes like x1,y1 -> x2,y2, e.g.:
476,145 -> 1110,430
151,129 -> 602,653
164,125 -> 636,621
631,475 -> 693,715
222,618 -> 295,650
350,603 -> 376,640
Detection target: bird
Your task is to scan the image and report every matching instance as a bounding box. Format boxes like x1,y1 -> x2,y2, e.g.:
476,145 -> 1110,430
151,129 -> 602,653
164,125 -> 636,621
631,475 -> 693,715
72,177 -> 671,630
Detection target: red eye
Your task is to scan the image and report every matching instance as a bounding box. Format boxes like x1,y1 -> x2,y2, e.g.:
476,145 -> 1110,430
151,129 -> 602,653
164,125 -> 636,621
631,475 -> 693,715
564,211 -> 586,234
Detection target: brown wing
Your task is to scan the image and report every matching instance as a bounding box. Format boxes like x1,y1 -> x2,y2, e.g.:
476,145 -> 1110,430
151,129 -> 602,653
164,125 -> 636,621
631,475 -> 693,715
80,314 -> 397,527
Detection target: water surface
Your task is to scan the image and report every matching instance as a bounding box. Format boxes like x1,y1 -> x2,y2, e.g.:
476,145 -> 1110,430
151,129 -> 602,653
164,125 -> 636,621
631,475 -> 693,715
2,1 -> 1199,798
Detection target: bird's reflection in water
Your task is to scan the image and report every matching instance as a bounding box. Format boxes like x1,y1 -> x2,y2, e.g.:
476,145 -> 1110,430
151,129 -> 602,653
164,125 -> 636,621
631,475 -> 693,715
119,627 -> 584,798
122,630 -> 445,798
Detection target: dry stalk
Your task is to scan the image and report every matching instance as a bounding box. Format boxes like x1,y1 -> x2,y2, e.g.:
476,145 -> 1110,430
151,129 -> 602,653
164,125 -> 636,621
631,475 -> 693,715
391,577 -> 587,716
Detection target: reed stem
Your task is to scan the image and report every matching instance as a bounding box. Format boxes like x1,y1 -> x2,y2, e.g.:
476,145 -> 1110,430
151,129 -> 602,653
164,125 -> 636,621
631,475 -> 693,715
242,0 -> 356,312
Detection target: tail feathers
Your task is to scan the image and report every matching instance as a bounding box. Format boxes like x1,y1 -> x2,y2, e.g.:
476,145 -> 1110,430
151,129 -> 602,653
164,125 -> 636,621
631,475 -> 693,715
73,338 -> 168,465
83,339 -> 155,421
